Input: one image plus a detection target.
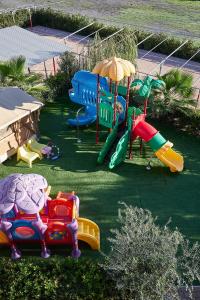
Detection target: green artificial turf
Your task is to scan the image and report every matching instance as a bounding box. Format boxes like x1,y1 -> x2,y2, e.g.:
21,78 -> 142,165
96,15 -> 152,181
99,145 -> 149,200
0,99 -> 200,258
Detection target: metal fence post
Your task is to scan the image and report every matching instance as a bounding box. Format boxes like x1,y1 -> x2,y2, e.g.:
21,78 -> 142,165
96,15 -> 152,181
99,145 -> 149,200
197,88 -> 200,108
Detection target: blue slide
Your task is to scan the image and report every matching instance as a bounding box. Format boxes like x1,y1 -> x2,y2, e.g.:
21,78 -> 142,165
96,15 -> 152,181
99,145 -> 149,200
68,105 -> 96,126
68,70 -> 126,127
68,70 -> 109,126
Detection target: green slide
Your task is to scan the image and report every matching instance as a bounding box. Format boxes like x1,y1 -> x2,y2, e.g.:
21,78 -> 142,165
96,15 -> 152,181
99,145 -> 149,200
97,124 -> 129,169
109,129 -> 130,169
97,124 -> 119,165
97,107 -> 143,169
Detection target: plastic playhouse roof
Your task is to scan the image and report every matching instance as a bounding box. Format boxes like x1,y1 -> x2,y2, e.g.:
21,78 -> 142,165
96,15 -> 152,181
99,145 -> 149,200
0,26 -> 70,66
0,87 -> 43,130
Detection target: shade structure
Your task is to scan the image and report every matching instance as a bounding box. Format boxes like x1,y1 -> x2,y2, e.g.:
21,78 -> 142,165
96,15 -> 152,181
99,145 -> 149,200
0,26 -> 70,67
92,57 -> 136,82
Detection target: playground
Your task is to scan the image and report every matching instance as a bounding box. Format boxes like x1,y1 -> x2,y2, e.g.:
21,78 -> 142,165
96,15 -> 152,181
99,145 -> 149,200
0,97 -> 199,255
0,6 -> 200,297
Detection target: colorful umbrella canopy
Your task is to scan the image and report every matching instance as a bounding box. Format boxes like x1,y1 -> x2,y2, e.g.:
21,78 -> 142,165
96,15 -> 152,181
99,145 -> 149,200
0,173 -> 48,215
92,57 -> 136,82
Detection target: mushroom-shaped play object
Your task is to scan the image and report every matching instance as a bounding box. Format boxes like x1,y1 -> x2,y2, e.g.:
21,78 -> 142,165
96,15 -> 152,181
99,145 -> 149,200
0,173 -> 50,259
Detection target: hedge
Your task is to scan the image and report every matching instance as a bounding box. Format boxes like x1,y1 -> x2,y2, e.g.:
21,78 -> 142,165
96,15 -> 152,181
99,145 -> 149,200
0,9 -> 30,28
0,256 -> 118,300
31,9 -> 200,63
0,8 -> 200,63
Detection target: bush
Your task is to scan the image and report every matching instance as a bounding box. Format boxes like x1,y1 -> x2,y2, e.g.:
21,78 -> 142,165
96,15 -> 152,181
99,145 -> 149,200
0,256 -> 115,300
32,9 -> 117,38
102,203 -> 200,300
167,108 -> 200,136
0,9 -> 30,28
85,30 -> 137,71
46,52 -> 79,99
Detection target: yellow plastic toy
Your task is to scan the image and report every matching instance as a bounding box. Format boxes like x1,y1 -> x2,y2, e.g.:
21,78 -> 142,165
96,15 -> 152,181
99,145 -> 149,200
17,145 -> 40,168
77,217 -> 100,250
155,141 -> 184,172
27,138 -> 47,159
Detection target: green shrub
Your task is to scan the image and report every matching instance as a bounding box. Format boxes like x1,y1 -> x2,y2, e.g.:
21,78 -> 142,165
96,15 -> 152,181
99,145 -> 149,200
102,203 -> 200,300
0,55 -> 50,102
85,30 -> 137,71
0,256 -> 115,300
46,52 -> 79,99
0,9 -> 30,28
168,108 -> 200,135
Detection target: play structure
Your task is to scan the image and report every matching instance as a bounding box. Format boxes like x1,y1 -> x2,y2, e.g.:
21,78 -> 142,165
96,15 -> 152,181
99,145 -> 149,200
68,69 -> 126,133
0,174 -> 100,259
68,57 -> 184,172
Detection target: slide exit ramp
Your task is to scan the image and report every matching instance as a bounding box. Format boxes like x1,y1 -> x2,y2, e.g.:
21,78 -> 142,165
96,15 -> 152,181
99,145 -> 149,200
77,217 -> 100,250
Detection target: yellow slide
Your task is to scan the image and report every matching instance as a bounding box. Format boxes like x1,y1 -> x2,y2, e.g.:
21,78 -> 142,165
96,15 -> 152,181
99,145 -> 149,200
77,218 -> 100,250
0,231 -> 9,244
155,142 -> 184,172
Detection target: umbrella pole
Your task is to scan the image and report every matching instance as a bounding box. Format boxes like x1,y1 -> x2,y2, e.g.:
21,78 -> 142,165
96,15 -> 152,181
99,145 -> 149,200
109,79 -> 112,93
114,82 -> 118,126
96,74 -> 100,144
125,75 -> 131,124
129,111 -> 136,159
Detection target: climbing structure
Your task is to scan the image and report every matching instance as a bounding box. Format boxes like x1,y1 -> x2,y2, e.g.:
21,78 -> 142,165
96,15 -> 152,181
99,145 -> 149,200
68,70 -> 126,128
97,106 -> 184,172
0,174 -> 100,259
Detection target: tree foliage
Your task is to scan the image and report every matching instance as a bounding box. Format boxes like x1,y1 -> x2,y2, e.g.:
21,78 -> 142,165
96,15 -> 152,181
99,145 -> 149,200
149,69 -> 196,118
102,203 -> 200,300
85,29 -> 138,71
0,56 -> 49,101
45,52 -> 79,99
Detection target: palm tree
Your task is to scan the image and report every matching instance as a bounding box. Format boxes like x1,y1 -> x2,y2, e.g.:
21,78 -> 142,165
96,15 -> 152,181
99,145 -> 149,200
0,56 -> 49,100
154,69 -> 196,117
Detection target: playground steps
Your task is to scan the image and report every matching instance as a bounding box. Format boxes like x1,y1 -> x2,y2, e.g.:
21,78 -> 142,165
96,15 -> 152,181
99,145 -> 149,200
77,217 -> 100,250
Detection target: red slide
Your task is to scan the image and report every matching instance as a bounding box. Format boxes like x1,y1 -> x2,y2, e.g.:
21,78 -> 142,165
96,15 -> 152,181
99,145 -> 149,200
133,121 -> 158,142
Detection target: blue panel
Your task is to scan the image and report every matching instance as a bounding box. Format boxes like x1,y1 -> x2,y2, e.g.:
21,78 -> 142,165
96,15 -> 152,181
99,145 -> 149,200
68,105 -> 96,126
71,70 -> 109,106
68,70 -> 126,126
1,209 -> 16,219
117,95 -> 126,122
10,220 -> 41,240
